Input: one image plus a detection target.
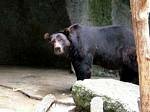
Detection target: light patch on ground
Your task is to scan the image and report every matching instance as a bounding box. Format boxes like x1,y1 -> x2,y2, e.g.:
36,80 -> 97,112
0,66 -> 76,112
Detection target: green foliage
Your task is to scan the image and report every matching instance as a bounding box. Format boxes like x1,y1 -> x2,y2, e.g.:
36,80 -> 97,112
103,96 -> 127,112
89,0 -> 112,26
72,85 -> 95,112
92,65 -> 119,79
72,85 -> 128,112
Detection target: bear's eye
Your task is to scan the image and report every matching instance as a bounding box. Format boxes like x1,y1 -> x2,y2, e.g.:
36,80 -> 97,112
56,35 -> 63,41
57,38 -> 63,41
51,39 -> 55,44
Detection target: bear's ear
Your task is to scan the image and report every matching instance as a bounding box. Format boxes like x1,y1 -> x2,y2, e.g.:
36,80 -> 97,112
63,24 -> 80,38
44,33 -> 50,40
68,24 -> 80,31
63,28 -> 70,37
64,24 -> 80,33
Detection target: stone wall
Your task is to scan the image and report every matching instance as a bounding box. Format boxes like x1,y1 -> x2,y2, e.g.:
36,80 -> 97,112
66,0 -> 112,26
111,0 -> 132,28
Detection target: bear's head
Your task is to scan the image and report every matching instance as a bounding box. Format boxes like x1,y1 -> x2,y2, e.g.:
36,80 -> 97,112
44,32 -> 70,55
44,24 -> 80,55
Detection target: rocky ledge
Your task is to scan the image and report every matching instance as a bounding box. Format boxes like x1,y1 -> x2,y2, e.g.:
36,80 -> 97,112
72,79 -> 139,112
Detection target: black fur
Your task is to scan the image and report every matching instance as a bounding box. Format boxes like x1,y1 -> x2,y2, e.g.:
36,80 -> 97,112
65,24 -> 138,84
46,24 -> 138,84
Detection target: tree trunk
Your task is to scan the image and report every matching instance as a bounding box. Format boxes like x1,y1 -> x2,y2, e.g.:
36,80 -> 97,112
130,0 -> 150,111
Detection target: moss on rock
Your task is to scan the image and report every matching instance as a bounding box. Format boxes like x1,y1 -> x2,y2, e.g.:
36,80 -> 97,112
72,80 -> 138,112
72,85 -> 95,111
89,0 -> 112,26
103,96 -> 127,112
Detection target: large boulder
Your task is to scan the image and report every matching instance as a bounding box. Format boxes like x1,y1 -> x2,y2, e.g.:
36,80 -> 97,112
72,79 -> 139,112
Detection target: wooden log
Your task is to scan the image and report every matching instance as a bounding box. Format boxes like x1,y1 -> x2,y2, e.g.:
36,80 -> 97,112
130,0 -> 150,111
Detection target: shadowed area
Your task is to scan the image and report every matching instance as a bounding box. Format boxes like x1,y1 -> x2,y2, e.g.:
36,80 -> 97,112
0,0 -> 70,68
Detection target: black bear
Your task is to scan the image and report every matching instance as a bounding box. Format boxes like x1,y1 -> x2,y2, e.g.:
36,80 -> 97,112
44,24 -> 138,84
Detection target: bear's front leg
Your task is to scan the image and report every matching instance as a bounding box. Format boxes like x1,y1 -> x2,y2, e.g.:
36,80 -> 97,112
72,54 -> 93,80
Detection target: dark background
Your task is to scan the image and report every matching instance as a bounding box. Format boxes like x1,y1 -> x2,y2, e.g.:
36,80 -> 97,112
0,0 -> 149,68
0,0 -> 71,68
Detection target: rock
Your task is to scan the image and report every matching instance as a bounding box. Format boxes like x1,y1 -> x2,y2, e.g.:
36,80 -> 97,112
35,94 -> 56,112
111,0 -> 132,28
66,0 -> 112,26
0,109 -> 15,112
90,97 -> 103,112
49,97 -> 76,112
72,79 -> 139,112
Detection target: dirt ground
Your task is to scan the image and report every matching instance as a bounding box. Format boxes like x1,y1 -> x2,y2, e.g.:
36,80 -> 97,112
0,66 -> 76,112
